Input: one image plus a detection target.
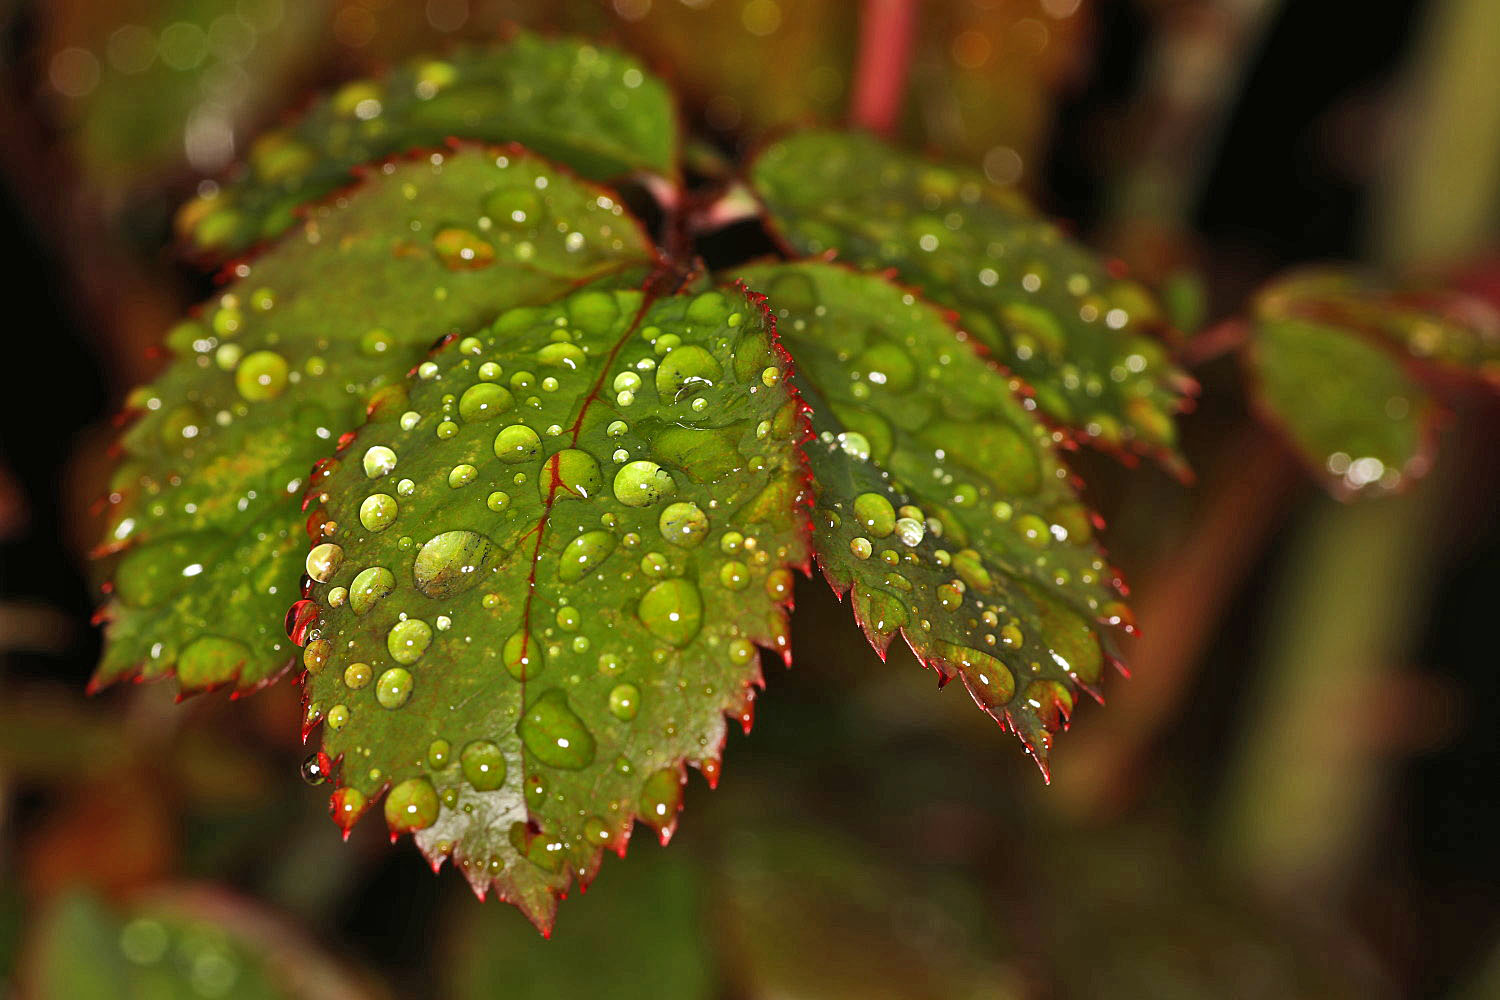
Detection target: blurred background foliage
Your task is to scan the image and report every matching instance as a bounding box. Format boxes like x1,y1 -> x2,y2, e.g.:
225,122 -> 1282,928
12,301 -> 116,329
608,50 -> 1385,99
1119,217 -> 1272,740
0,0 -> 1497,997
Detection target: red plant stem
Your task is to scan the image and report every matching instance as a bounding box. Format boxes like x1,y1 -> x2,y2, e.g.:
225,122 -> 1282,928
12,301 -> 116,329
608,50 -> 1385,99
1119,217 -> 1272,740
850,0 -> 918,135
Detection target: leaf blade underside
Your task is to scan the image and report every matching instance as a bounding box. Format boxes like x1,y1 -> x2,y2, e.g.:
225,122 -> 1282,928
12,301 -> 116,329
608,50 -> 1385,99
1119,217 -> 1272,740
749,128 -> 1194,469
94,144 -> 655,697
739,261 -> 1128,770
298,284 -> 809,932
179,34 -> 678,259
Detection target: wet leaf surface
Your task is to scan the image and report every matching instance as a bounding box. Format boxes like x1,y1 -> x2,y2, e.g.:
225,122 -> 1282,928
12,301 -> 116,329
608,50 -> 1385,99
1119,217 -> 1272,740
1243,267 -> 1500,497
750,128 -> 1193,468
298,284 -> 808,931
1256,267 -> 1500,387
739,261 -> 1127,770
1247,316 -> 1432,498
179,35 -> 677,259
94,144 -> 653,696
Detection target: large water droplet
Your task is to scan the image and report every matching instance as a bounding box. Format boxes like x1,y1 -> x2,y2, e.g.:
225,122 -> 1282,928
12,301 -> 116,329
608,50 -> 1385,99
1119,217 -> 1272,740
360,493 -> 398,532
363,445 -> 398,479
433,227 -> 495,269
638,766 -> 683,833
503,630 -> 544,680
658,502 -> 709,547
518,689 -> 595,770
458,383 -> 514,422
349,567 -> 396,615
412,530 -> 495,599
637,578 -> 703,646
235,350 -> 288,401
376,666 -> 414,708
494,424 -> 542,463
386,619 -> 432,664
613,461 -> 676,507
461,740 -> 507,791
655,345 -> 721,402
853,492 -> 896,537
557,530 -> 617,582
385,776 -> 439,831
608,683 -> 640,721
542,448 -> 602,501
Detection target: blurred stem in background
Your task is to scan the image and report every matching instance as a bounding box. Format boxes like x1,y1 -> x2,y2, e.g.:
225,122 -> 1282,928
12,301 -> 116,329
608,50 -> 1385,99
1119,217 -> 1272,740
1216,0 -> 1500,913
1373,0 -> 1500,269
851,0 -> 917,135
1107,0 -> 1283,278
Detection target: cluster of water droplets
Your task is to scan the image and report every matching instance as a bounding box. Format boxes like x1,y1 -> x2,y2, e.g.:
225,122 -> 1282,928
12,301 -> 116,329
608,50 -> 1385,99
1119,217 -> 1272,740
179,34 -> 671,256
747,261 -> 1126,755
753,130 -> 1189,456
295,284 -> 806,892
96,142 -> 652,696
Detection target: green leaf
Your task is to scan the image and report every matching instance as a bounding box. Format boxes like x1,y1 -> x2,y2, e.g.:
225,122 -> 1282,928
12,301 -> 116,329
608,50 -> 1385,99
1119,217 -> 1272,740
26,888 -> 375,1000
1243,267 -> 1500,497
739,261 -> 1127,771
749,128 -> 1193,468
179,34 -> 678,259
1247,318 -> 1431,498
298,284 -> 808,932
1254,267 -> 1500,387
94,144 -> 654,696
442,847 -> 713,998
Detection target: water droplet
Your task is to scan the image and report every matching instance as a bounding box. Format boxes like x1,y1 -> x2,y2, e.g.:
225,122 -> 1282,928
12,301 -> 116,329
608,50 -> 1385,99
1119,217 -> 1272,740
458,383 -> 514,422
720,561 -> 749,590
349,567 -> 395,614
376,666 -> 414,708
542,448 -> 602,500
360,328 -> 395,357
413,531 -> 495,599
518,689 -> 596,769
638,578 -> 703,646
613,461 -> 676,507
331,787 -> 366,829
494,424 -> 542,463
895,516 -> 925,546
433,227 -> 495,269
385,777 -> 439,831
461,740 -> 507,790
235,350 -> 288,401
765,568 -> 793,601
567,289 -> 621,336
853,492 -> 896,537
638,766 -> 683,833
386,619 -> 432,664
363,445 -> 398,479
537,342 -> 586,369
557,530 -> 617,582
503,630 -> 545,680
658,501 -> 709,547
608,683 -> 640,720
344,662 -> 372,688
449,464 -> 477,487
655,345 -> 721,402
360,493 -> 398,531
300,752 -> 330,785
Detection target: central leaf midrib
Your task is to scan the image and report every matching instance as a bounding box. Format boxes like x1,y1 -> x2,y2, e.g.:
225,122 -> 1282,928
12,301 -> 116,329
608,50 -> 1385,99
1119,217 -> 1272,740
512,285 -> 661,827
